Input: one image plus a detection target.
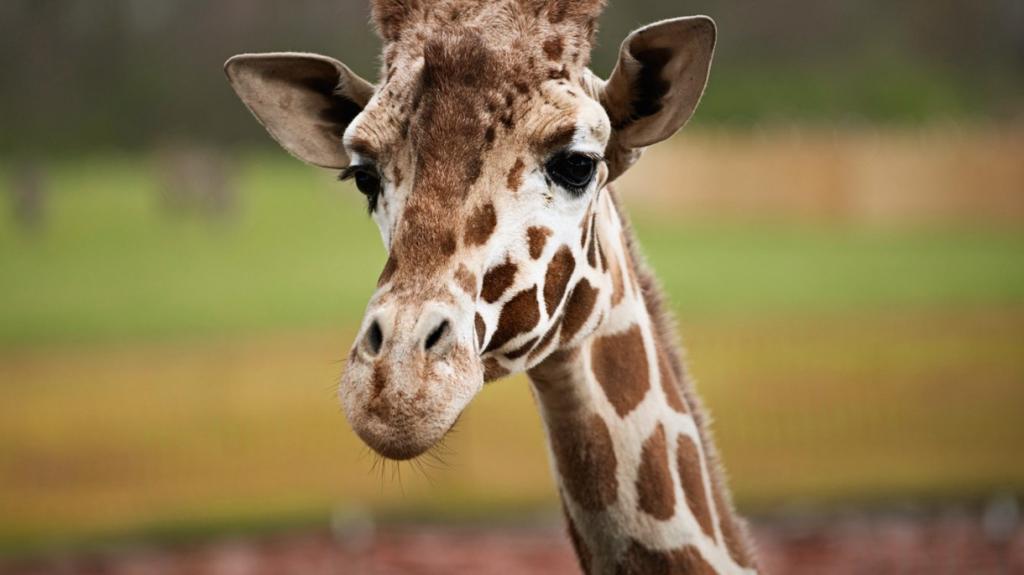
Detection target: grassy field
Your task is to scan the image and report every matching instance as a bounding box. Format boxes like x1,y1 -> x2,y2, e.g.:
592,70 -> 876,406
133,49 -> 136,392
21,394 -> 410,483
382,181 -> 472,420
1,152 -> 1022,553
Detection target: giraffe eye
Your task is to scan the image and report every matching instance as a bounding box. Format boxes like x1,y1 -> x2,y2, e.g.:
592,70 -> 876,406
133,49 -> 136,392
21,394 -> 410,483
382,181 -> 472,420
546,152 -> 597,195
341,165 -> 382,213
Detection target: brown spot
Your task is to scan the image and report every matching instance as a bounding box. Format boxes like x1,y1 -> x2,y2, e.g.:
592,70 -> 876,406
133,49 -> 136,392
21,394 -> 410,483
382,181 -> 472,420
377,256 -> 398,287
464,203 -> 497,246
455,265 -> 476,297
560,279 -> 597,344
543,246 -> 575,317
636,424 -> 676,520
505,336 -> 538,360
617,541 -> 716,575
484,357 -> 509,381
500,110 -> 515,129
547,66 -> 571,81
610,256 -> 625,305
586,213 -> 598,267
527,226 -> 552,259
591,325 -> 651,418
474,313 -> 486,349
507,157 -> 526,191
441,230 -> 457,256
564,507 -> 591,574
528,321 -> 560,361
676,434 -> 715,540
543,36 -> 564,61
550,413 -> 617,511
484,285 -> 540,352
579,209 -> 591,249
481,260 -> 517,303
657,342 -> 687,414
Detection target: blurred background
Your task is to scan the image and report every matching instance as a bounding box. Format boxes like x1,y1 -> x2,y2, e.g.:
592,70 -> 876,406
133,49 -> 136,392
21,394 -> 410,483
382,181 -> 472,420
1,1 -> 1023,573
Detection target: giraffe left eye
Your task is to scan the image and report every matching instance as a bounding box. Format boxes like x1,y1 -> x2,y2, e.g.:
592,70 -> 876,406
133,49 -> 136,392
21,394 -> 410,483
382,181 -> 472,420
546,152 -> 597,195
340,165 -> 382,213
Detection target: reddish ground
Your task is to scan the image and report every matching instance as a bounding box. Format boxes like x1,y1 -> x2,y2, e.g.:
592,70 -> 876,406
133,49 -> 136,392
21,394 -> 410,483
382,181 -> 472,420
3,509 -> 1022,574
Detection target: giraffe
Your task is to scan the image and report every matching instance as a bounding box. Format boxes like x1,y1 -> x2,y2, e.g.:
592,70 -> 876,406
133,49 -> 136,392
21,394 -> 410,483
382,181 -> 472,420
225,1 -> 758,572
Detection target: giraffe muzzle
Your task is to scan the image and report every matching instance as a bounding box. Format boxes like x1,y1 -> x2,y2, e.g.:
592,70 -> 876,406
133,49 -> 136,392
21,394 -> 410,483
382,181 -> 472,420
339,300 -> 484,460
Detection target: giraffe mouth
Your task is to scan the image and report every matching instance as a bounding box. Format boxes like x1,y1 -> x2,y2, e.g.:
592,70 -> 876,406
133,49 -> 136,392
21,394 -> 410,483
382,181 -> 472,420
339,335 -> 484,461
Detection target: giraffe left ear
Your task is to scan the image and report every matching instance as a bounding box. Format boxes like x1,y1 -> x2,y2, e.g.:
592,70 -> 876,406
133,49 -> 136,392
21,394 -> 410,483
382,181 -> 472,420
600,16 -> 716,181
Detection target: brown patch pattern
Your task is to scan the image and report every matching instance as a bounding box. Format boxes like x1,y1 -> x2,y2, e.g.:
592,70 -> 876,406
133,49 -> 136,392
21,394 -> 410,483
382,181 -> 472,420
586,213 -> 598,267
455,264 -> 476,296
483,357 -> 509,380
564,507 -> 591,574
636,424 -> 676,520
676,434 -> 715,540
559,278 -> 597,344
610,256 -> 625,305
441,230 -> 457,255
656,342 -> 687,414
590,325 -> 650,418
543,36 -> 565,61
617,541 -> 716,575
474,313 -> 486,350
549,413 -> 618,511
528,321 -> 561,361
543,245 -> 575,316
464,202 -> 497,246
506,157 -> 526,191
527,226 -> 552,259
481,260 -> 517,303
484,285 -> 540,352
506,336 -> 539,360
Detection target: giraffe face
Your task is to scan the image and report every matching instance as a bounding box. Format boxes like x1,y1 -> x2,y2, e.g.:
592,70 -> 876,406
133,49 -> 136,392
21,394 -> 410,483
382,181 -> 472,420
335,29 -> 614,460
224,0 -> 716,460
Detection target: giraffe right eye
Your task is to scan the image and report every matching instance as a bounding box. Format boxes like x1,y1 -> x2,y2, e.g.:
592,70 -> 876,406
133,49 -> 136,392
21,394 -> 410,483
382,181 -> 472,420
341,165 -> 382,213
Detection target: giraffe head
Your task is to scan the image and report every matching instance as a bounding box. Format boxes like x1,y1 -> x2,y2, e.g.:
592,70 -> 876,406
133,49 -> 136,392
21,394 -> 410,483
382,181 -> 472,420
225,0 -> 715,460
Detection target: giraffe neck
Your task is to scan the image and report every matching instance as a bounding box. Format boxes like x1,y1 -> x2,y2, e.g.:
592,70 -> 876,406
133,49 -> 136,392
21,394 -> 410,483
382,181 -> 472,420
527,190 -> 758,575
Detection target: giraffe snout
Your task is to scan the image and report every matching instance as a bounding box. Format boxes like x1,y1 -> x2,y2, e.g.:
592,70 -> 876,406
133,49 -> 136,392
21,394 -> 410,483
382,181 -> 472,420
340,299 -> 484,460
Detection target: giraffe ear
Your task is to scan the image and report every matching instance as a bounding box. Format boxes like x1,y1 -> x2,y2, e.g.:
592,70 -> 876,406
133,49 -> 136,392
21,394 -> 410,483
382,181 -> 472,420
224,53 -> 375,169
600,17 -> 716,181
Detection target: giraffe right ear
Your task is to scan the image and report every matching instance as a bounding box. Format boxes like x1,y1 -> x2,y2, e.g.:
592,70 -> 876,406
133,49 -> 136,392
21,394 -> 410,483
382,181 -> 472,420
224,53 -> 375,169
600,17 -> 716,181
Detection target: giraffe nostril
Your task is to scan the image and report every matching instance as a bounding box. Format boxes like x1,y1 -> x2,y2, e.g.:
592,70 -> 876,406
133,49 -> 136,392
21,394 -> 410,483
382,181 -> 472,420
364,320 -> 384,356
424,320 -> 449,352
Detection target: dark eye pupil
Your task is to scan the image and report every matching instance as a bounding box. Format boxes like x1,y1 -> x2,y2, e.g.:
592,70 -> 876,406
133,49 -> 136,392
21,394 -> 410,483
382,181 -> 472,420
547,152 -> 596,193
355,170 -> 379,196
353,168 -> 381,213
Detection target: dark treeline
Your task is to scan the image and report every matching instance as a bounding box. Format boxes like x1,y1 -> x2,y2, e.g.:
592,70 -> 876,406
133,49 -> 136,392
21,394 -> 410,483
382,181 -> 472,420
1,0 -> 1022,155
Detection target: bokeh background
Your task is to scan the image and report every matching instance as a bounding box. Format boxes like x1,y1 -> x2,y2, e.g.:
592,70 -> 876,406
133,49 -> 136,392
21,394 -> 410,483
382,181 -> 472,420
1,1 -> 1023,573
